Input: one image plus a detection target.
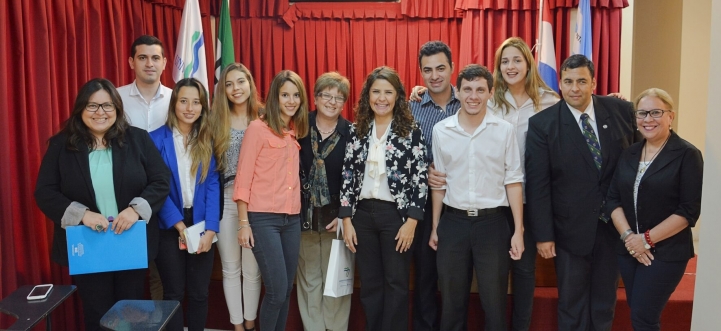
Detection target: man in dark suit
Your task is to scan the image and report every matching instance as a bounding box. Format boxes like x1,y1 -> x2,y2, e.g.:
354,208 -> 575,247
525,54 -> 639,331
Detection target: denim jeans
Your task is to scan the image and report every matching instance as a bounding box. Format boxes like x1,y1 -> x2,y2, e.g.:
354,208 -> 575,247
249,212 -> 301,331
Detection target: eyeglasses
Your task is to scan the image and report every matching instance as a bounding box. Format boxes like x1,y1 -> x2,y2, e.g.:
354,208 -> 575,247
634,109 -> 671,119
86,103 -> 116,112
318,93 -> 346,104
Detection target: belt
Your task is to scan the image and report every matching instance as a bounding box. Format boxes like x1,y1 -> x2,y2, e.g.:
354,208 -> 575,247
445,205 -> 501,217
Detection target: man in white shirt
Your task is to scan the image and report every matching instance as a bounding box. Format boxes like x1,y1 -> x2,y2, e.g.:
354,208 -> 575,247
117,35 -> 172,300
117,35 -> 172,132
429,64 -> 525,331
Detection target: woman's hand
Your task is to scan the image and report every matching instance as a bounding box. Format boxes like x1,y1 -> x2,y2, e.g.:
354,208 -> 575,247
409,85 -> 427,102
82,210 -> 109,232
238,226 -> 254,249
326,218 -> 339,232
112,207 -> 139,234
428,164 -> 447,189
342,217 -> 357,253
624,233 -> 654,265
197,230 -> 216,253
429,228 -> 439,251
509,230 -> 525,260
395,218 -> 417,253
174,221 -> 188,249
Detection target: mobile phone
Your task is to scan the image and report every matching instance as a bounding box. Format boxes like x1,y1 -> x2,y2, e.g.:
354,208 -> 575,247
179,236 -> 187,250
27,284 -> 53,300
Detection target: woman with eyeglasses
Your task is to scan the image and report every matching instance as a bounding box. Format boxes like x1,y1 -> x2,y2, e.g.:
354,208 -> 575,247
35,78 -> 170,331
605,88 -> 703,331
296,72 -> 352,331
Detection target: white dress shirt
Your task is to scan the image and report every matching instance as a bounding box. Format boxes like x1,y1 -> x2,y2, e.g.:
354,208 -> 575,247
431,112 -> 524,210
359,120 -> 395,202
567,101 -> 601,148
118,81 -> 172,132
173,128 -> 196,208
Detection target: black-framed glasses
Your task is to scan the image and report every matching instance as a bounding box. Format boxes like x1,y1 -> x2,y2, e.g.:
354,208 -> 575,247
634,109 -> 670,119
317,92 -> 346,103
86,103 -> 116,112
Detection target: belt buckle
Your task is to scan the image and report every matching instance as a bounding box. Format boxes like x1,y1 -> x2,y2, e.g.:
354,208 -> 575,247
467,209 -> 478,217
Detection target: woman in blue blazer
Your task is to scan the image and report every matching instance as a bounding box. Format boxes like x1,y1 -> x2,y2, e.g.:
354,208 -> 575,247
606,88 -> 703,331
150,78 -> 220,331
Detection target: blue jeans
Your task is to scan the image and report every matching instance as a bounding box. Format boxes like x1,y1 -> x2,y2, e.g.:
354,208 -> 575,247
249,212 -> 301,331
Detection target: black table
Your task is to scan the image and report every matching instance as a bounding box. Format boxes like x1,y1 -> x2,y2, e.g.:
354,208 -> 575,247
99,300 -> 180,331
0,285 -> 76,331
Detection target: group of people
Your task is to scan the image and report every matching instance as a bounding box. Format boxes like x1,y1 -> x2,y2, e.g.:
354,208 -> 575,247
33,33 -> 702,331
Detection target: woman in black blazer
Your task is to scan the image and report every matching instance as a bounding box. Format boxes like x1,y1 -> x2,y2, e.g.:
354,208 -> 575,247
606,88 -> 703,331
339,66 -> 428,331
35,78 -> 170,331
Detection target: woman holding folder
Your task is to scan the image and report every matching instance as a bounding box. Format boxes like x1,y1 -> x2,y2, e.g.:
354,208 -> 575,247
150,78 -> 220,331
35,78 -> 171,331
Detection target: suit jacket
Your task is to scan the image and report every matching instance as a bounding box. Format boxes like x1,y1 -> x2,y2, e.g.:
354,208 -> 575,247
605,131 -> 702,261
525,95 -> 640,255
149,125 -> 220,233
338,121 -> 428,222
35,127 -> 170,266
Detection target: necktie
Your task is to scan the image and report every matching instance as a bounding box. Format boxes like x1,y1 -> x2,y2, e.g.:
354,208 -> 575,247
580,113 -> 602,171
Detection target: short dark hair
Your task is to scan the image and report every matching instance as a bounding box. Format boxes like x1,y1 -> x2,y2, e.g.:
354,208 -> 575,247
560,54 -> 594,78
456,64 -> 494,90
130,35 -> 164,57
418,41 -> 452,68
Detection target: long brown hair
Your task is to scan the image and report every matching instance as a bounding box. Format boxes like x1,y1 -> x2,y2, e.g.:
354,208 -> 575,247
166,78 -> 214,182
62,78 -> 129,151
264,70 -> 309,139
211,63 -> 263,172
492,37 -> 559,114
353,66 -> 415,139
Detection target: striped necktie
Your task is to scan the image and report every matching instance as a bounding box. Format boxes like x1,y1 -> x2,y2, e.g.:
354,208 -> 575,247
580,113 -> 602,171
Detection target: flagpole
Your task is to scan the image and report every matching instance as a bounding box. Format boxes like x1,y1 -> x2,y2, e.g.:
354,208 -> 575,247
535,0 -> 544,61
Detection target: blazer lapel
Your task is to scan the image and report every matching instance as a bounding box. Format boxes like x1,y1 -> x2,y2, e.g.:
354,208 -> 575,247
163,133 -> 183,202
74,143 -> 97,203
111,138 -> 125,201
641,132 -> 685,181
594,97 -> 614,173
560,103 -> 597,171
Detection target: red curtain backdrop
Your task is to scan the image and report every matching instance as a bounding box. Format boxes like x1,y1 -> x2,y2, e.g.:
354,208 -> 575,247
0,0 -> 624,329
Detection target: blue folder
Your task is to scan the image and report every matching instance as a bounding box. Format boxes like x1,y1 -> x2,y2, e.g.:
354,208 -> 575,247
66,223 -> 148,275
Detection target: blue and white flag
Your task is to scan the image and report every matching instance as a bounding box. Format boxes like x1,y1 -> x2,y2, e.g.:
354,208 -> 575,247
572,0 -> 593,62
537,0 -> 559,92
173,0 -> 209,93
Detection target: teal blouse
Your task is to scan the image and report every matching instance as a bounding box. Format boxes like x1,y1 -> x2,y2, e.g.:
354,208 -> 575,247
89,148 -> 118,218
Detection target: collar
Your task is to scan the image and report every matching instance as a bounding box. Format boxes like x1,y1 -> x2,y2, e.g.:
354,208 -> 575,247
567,99 -> 596,123
420,86 -> 459,108
129,80 -> 167,100
445,110 -> 500,132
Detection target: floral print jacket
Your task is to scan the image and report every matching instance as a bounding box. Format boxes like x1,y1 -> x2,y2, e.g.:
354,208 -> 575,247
338,121 -> 429,222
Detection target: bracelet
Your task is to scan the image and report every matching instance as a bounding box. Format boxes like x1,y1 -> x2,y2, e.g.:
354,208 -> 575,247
237,224 -> 251,231
644,229 -> 656,248
620,229 -> 634,242
239,219 -> 249,223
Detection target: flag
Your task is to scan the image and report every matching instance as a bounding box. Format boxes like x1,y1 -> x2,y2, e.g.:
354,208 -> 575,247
572,0 -> 592,62
214,0 -> 235,89
536,0 -> 559,93
173,0 -> 209,93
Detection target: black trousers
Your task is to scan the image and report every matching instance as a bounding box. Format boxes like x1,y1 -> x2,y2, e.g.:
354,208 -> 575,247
618,253 -> 687,331
505,205 -> 537,331
555,225 -> 619,331
155,209 -> 216,331
353,199 -> 413,331
412,196 -> 439,331
73,268 -> 147,331
437,209 -> 510,331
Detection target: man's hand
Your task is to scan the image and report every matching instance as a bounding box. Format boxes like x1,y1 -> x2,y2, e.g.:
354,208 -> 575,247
537,241 -> 556,259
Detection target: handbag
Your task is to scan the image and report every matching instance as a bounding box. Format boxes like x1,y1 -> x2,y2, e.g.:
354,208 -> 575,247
299,163 -> 312,230
323,220 -> 355,298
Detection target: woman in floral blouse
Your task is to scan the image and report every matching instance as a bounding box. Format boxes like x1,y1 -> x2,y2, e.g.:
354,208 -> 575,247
339,66 -> 428,331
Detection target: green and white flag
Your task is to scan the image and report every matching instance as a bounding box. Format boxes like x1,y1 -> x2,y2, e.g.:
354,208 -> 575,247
173,0 -> 209,93
214,0 -> 235,89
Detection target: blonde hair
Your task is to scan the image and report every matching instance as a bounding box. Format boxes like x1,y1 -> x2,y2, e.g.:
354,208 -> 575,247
634,88 -> 675,110
492,37 -> 559,114
166,78 -> 214,182
211,63 -> 263,172
264,70 -> 309,139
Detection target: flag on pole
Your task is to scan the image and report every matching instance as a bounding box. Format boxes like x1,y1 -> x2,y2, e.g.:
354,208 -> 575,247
173,0 -> 209,93
536,0 -> 559,93
571,0 -> 593,62
214,0 -> 235,89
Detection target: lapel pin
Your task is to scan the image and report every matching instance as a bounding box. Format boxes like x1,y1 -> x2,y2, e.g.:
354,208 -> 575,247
603,124 -> 608,129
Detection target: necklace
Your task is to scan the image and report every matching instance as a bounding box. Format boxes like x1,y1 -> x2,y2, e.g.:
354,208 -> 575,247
640,134 -> 670,173
317,127 -> 335,135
